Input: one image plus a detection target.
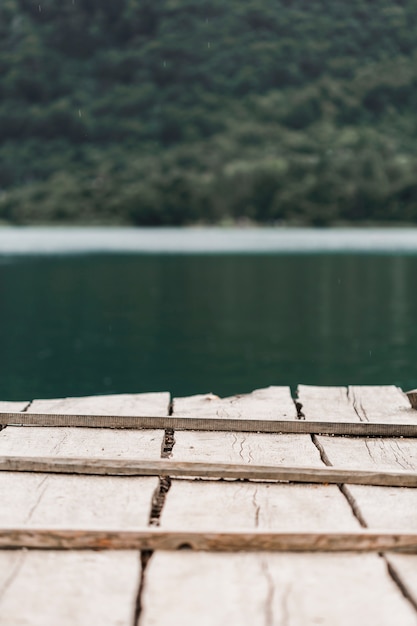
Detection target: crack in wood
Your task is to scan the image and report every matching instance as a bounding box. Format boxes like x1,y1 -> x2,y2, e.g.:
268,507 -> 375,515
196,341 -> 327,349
24,475 -> 49,525
260,557 -> 275,626
135,414 -> 175,625
311,434 -> 333,467
385,557 -> 417,613
0,550 -> 27,606
311,433 -> 368,528
252,487 -> 260,528
347,387 -> 368,422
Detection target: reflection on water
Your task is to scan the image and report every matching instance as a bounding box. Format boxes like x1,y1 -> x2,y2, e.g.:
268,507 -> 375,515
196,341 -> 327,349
1,253 -> 417,400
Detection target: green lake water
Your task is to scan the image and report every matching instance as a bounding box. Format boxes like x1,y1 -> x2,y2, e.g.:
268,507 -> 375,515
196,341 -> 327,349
1,246 -> 417,401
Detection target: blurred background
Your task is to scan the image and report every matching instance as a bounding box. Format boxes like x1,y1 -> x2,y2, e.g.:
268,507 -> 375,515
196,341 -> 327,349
1,0 -> 417,226
1,0 -> 417,401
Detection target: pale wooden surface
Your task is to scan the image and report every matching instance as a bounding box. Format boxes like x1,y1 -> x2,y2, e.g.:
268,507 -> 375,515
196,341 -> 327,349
160,480 -> 358,531
0,401 -> 29,413
0,472 -> 157,528
172,386 -> 297,420
172,430 -> 323,465
29,392 -> 170,416
0,551 -> 140,626
0,393 -> 169,459
3,456 -> 417,487
2,386 -> 417,624
141,552 -> 417,626
172,386 -> 315,466
299,384 -> 413,423
0,393 -> 170,626
138,387 -> 417,625
299,384 -> 417,611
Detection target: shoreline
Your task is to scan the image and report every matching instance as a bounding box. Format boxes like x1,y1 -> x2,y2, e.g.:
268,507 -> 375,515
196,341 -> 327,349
2,225 -> 417,255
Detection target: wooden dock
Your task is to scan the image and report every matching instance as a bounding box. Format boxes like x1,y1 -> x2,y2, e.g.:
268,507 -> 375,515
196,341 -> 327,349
1,385 -> 417,625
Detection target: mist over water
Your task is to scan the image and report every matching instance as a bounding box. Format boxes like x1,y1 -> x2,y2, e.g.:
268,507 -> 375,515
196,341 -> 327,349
1,231 -> 416,401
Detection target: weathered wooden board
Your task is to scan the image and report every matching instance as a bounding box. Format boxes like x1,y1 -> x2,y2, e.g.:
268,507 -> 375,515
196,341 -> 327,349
0,401 -> 29,413
172,386 -> 297,420
141,553 -> 417,626
0,393 -> 169,458
299,384 -> 413,423
0,551 -> 140,626
347,385 -> 413,423
0,529 -> 417,552
298,384 -> 417,611
160,480 -> 359,531
137,388 -> 417,625
0,472 -> 158,528
5,412 -> 417,435
0,393 -> 169,626
3,456 -> 417,487
171,430 -> 323,465
171,387 -> 316,466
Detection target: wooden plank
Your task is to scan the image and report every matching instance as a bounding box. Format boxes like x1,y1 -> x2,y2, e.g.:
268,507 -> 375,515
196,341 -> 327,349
172,386 -> 297,420
0,551 -> 140,626
347,385 -> 413,423
140,553 -> 417,626
0,401 -> 29,413
298,384 -> 417,612
160,480 -> 360,531
139,387 -> 417,625
166,388 -> 355,532
0,393 -> 169,458
299,384 -> 413,423
2,456 -> 417,487
0,529 -> 417,552
0,393 -> 169,626
297,385 -> 360,422
28,392 -> 170,416
141,386 -> 415,626
3,412 -> 417,435
0,472 -> 158,528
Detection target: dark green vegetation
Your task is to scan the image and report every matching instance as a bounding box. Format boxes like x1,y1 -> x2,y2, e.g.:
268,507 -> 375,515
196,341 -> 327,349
1,253 -> 416,400
1,0 -> 417,225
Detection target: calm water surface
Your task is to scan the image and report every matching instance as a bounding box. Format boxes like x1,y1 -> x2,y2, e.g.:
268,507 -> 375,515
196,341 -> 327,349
1,231 -> 417,401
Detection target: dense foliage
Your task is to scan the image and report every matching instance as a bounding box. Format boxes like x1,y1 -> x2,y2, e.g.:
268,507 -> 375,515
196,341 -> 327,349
1,0 -> 417,225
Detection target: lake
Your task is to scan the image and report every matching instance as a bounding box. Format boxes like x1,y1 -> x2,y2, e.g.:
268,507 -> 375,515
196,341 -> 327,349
1,227 -> 417,401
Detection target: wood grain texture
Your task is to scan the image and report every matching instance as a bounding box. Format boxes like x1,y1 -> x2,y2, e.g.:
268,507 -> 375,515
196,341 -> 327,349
143,388 -> 417,624
2,412 -> 417,435
0,529 -> 417,552
171,430 -> 323,465
29,392 -> 171,416
0,472 -> 158,528
2,456 -> 417,487
0,393 -> 168,626
0,550 -> 140,626
172,386 -> 297,420
172,386 -> 324,469
347,385 -> 413,423
298,384 -> 413,423
0,392 -> 169,459
0,401 -> 29,412
160,480 -> 359,531
299,384 -> 417,613
141,552 -> 417,626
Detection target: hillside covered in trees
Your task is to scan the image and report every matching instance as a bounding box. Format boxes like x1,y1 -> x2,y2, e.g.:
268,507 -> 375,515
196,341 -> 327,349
1,0 -> 417,225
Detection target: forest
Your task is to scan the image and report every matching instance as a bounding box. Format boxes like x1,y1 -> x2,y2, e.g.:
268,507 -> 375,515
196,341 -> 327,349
1,0 -> 417,225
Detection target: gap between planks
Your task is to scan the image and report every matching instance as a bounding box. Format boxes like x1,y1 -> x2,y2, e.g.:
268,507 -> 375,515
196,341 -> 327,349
1,457 -> 417,488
